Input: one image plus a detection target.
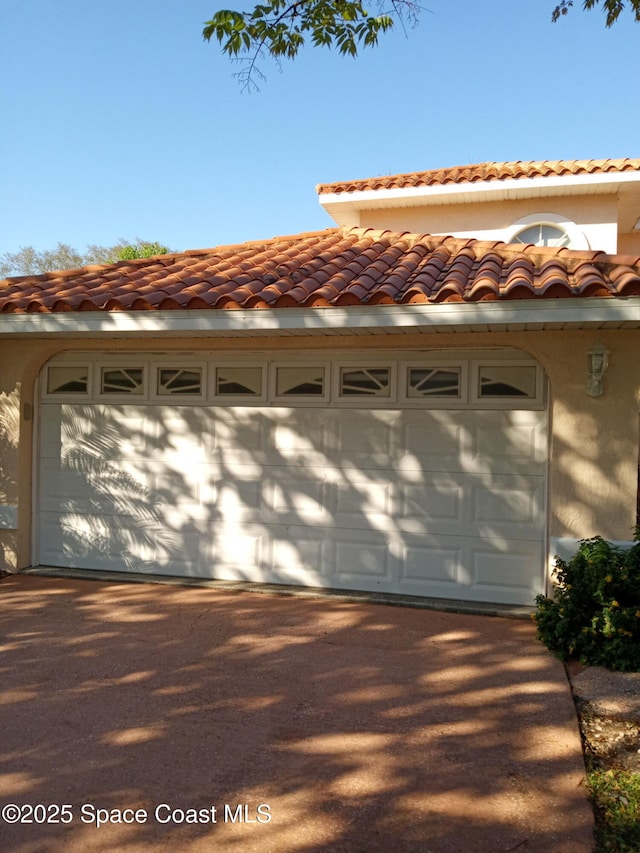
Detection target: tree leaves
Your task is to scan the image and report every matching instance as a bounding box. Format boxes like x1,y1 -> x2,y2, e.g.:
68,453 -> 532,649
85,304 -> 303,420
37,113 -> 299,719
0,239 -> 172,278
552,0 -> 640,26
203,0 -> 410,89
205,0 -> 638,90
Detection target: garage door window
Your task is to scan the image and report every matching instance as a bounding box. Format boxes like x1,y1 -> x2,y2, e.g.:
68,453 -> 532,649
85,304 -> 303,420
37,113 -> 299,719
157,368 -> 202,396
42,353 -> 544,410
477,365 -> 537,399
407,367 -> 461,398
216,367 -> 263,397
47,366 -> 89,394
276,366 -> 325,397
339,368 -> 391,397
101,367 -> 145,395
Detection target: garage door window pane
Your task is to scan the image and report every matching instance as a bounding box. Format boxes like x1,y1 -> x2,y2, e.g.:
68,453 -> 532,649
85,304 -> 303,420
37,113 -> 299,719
217,367 -> 262,396
408,368 -> 460,398
101,368 -> 144,395
47,366 -> 89,394
478,365 -> 537,398
158,368 -> 202,396
276,367 -> 324,396
340,368 -> 390,397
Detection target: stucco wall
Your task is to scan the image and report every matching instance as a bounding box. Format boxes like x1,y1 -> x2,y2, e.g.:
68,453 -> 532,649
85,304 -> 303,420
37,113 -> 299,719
1,329 -> 638,572
358,195 -> 620,253
618,231 -> 640,256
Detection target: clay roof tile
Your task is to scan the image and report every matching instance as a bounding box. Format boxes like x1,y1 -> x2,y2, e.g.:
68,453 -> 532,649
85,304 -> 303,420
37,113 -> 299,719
0,225 -> 639,314
317,157 -> 640,195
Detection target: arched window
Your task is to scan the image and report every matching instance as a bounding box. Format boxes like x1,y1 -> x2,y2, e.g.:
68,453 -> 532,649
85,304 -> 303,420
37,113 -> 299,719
506,213 -> 590,250
512,224 -> 571,248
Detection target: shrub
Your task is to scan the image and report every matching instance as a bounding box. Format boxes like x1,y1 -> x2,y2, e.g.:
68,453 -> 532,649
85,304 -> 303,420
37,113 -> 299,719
534,536 -> 640,672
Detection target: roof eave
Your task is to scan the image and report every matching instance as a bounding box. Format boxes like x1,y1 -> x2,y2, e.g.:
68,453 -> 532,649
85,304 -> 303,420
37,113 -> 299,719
319,172 -> 640,227
2,297 -> 640,339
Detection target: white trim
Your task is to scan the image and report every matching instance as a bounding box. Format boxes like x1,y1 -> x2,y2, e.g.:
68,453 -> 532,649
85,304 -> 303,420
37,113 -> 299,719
31,372 -> 42,566
319,169 -> 640,215
3,297 -> 640,339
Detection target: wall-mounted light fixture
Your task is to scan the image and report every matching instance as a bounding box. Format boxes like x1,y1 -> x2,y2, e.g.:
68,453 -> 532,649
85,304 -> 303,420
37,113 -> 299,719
586,343 -> 609,397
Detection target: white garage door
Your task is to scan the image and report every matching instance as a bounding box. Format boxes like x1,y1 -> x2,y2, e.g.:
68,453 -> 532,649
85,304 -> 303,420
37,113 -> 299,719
37,352 -> 547,605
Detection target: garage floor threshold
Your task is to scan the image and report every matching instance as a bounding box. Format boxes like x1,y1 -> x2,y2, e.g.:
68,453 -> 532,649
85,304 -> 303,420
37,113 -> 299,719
21,565 -> 535,619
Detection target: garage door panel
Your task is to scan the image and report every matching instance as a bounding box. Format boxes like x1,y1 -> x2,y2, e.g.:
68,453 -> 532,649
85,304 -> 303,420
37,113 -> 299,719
211,409 -> 266,450
472,544 -> 544,603
39,511 -> 180,572
399,483 -> 464,523
39,459 -> 160,519
401,417 -> 466,472
397,536 -> 542,604
271,479 -> 329,519
399,544 -> 464,587
469,411 -> 547,473
471,475 -> 545,533
334,411 -> 396,463
41,405 -> 152,461
271,537 -> 326,586
210,528 -> 267,576
213,479 -> 265,514
273,411 -> 331,453
334,478 -> 394,519
331,536 -> 393,583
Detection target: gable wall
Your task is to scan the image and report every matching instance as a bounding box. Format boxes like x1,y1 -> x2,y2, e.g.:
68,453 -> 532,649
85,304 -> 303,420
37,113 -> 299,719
619,232 -> 640,255
358,195 -> 619,252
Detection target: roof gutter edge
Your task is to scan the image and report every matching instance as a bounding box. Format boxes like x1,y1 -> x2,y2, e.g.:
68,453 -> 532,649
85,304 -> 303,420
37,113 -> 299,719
0,298 -> 639,337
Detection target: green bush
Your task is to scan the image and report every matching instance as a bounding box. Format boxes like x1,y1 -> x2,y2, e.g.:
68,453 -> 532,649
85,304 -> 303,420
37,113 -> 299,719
534,536 -> 640,672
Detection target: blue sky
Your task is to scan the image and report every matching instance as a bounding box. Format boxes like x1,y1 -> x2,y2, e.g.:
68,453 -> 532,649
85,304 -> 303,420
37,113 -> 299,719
2,0 -> 639,257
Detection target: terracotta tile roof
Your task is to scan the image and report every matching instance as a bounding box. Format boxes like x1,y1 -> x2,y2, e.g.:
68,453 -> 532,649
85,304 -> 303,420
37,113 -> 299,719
316,158 -> 640,196
1,228 -> 640,314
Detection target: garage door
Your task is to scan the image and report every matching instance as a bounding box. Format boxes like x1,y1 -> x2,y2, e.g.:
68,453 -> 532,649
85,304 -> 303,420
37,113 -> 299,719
37,352 -> 547,605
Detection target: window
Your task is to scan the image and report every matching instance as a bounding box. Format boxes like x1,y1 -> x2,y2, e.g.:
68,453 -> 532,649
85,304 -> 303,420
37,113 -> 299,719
157,368 -> 202,396
477,365 -> 537,398
276,366 -> 325,397
216,367 -> 263,396
47,366 -> 89,394
101,367 -> 144,395
407,367 -> 461,398
512,224 -> 570,248
42,353 -> 544,410
340,367 -> 390,397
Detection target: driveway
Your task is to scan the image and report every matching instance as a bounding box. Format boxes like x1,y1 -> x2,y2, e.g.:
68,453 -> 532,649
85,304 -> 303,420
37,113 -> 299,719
0,574 -> 593,852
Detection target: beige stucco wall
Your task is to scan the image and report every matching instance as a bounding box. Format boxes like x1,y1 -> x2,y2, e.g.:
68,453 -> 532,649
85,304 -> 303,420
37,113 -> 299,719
1,329 -> 638,572
618,231 -> 640,256
358,195 -> 620,253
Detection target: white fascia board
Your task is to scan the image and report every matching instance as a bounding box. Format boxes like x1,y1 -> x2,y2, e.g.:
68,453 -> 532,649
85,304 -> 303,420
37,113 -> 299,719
319,170 -> 640,214
1,298 -> 640,338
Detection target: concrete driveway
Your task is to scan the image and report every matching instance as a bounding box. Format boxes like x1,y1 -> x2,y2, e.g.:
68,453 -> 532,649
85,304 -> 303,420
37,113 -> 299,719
0,575 -> 593,852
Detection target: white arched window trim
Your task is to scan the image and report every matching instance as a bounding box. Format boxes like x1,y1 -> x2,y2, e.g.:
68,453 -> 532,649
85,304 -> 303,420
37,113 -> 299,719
505,213 -> 591,250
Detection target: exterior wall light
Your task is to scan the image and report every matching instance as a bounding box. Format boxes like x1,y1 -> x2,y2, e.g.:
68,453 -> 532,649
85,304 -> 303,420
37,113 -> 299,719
586,344 -> 610,397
